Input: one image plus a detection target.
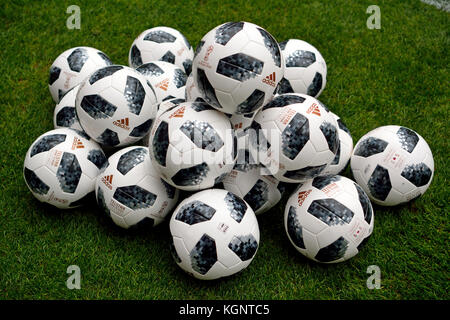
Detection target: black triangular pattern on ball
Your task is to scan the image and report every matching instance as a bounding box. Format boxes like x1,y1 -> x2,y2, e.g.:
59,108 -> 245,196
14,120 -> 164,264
286,50 -> 316,68
217,53 -> 264,82
58,90 -> 66,101
173,68 -> 187,88
152,121 -> 169,166
354,182 -> 373,225
282,113 -> 309,160
215,22 -> 244,45
97,51 -> 113,65
179,120 -> 224,152
124,76 -> 146,115
171,162 -> 210,186
160,178 -> 177,199
315,236 -> 349,262
80,94 -> 117,119
89,65 -> 123,85
353,137 -> 388,158
175,200 -> 216,225
56,152 -> 81,194
160,51 -> 175,64
237,89 -> 265,114
56,107 -> 77,127
117,147 -> 147,175
243,179 -> 269,212
96,186 -> 111,217
137,62 -> 165,77
307,198 -> 354,226
130,45 -> 143,67
331,144 -> 341,165
97,128 -> 120,146
196,68 -> 221,108
278,40 -> 288,51
228,234 -> 258,261
307,72 -> 323,97
24,167 -> 50,195
276,77 -> 294,94
401,162 -> 432,187
283,164 -> 327,180
262,94 -> 305,110
113,185 -> 157,210
183,59 -> 192,76
87,149 -> 108,170
190,234 -> 217,275
49,66 -> 61,85
144,30 -> 176,43
129,119 -> 153,138
287,206 -> 306,249
312,175 -> 341,190
396,127 -> 419,153
337,118 -> 351,135
320,122 -> 339,154
257,27 -> 281,67
224,192 -> 247,223
367,165 -> 392,201
194,40 -> 205,58
67,48 -> 88,72
30,134 -> 66,157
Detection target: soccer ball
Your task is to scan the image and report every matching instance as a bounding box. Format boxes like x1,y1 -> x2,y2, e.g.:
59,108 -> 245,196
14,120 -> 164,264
170,189 -> 260,280
49,46 -> 112,102
320,113 -> 353,176
148,101 -> 237,191
192,21 -> 283,115
221,149 -> 287,215
351,125 -> 434,206
185,73 -> 204,102
53,84 -> 83,132
23,128 -> 107,209
136,61 -> 187,103
277,39 -> 327,98
75,65 -> 158,147
251,93 -> 339,183
129,26 -> 194,75
285,175 -> 374,263
95,146 -> 179,228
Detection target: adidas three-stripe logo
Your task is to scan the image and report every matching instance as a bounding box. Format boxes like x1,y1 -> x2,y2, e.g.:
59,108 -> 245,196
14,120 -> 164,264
262,72 -> 276,87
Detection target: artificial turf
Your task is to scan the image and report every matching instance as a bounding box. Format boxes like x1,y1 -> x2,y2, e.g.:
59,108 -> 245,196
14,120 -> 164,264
0,0 -> 448,300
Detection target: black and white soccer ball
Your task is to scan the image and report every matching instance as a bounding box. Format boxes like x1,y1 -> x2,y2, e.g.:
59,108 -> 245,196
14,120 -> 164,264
277,39 -> 327,98
75,65 -> 158,147
49,46 -> 112,102
221,149 -> 287,215
53,84 -> 83,132
136,61 -> 187,103
148,101 -> 237,191
170,189 -> 259,280
129,26 -> 194,75
192,21 -> 283,115
285,175 -> 374,263
95,146 -> 179,229
251,93 -> 339,183
23,128 -> 108,209
351,125 -> 434,206
320,113 -> 353,176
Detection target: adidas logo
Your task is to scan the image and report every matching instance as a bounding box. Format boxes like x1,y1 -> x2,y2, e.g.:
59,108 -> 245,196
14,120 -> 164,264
101,175 -> 113,190
297,190 -> 312,207
204,45 -> 214,61
234,123 -> 243,129
71,137 -> 84,150
169,106 -> 185,118
306,103 -> 321,116
156,78 -> 170,91
113,118 -> 130,130
262,72 -> 276,87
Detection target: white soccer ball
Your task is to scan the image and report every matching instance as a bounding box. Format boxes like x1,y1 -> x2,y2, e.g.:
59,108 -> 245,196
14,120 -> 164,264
95,146 -> 179,229
320,113 -> 353,176
278,39 -> 327,98
49,46 -> 112,102
285,175 -> 374,263
53,84 -> 83,132
192,21 -> 283,115
149,101 -> 237,191
170,189 -> 260,280
185,73 -> 203,102
23,128 -> 107,209
136,61 -> 187,103
75,65 -> 158,147
252,93 -> 339,183
221,149 -> 287,215
351,125 -> 434,206
129,26 -> 194,75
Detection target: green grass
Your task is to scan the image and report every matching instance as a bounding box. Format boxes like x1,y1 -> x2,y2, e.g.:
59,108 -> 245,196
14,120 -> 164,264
0,0 -> 449,300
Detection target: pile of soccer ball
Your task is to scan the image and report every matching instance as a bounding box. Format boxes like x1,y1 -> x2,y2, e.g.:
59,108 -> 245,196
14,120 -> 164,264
24,22 -> 434,280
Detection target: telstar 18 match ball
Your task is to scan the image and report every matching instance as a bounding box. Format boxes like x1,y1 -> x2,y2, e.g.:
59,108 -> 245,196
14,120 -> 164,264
76,65 -> 158,147
149,101 -> 237,191
95,146 -> 179,229
285,175 -> 374,263
351,125 -> 434,206
170,189 -> 260,280
251,93 -> 339,183
49,46 -> 112,102
320,112 -> 353,176
129,26 -> 194,75
192,21 -> 283,115
53,84 -> 83,132
136,61 -> 187,103
277,39 -> 327,98
24,128 -> 107,209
